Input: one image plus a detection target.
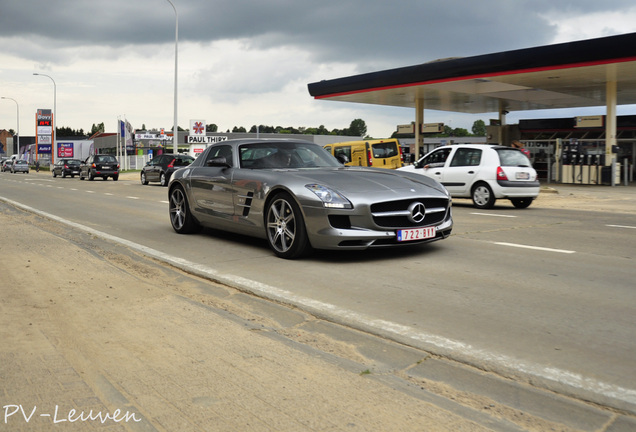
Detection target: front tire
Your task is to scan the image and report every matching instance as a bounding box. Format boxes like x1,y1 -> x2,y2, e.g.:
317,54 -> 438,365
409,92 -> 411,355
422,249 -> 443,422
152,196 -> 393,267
266,192 -> 311,259
141,172 -> 148,185
472,182 -> 496,209
169,186 -> 200,234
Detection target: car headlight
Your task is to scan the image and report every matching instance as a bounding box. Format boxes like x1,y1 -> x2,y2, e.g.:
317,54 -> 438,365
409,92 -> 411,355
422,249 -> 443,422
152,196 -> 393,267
306,184 -> 352,209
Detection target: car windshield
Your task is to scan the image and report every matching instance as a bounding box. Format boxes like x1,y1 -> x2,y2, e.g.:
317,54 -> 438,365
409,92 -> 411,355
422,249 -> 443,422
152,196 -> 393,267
496,148 -> 531,167
239,142 -> 342,169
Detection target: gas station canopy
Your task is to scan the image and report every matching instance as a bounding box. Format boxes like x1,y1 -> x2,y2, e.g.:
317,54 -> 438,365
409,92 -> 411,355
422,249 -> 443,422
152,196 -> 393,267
307,33 -> 636,115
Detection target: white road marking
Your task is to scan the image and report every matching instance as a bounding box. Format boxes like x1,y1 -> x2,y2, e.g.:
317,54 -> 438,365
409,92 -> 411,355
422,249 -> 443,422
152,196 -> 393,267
607,224 -> 636,230
2,197 -> 634,408
471,212 -> 517,218
494,242 -> 576,254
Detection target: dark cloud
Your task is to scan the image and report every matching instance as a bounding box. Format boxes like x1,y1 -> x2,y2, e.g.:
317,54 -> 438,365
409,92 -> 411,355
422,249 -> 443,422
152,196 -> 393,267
4,0 -> 634,71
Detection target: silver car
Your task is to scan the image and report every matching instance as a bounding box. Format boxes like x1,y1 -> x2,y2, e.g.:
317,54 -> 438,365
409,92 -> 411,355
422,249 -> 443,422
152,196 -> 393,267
168,139 -> 453,259
11,160 -> 29,174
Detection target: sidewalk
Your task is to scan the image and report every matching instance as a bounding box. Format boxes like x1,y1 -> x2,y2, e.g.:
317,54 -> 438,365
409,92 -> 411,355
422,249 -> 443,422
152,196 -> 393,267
0,206 -> 492,432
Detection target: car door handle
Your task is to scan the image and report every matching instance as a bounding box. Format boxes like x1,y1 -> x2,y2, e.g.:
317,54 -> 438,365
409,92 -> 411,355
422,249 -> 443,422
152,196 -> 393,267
468,171 -> 475,174
434,172 -> 441,175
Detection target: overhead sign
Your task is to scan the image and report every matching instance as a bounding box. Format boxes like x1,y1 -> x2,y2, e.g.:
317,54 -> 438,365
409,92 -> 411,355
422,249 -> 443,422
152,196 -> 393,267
187,135 -> 228,144
421,123 -> 444,133
396,123 -> 444,134
575,115 -> 604,128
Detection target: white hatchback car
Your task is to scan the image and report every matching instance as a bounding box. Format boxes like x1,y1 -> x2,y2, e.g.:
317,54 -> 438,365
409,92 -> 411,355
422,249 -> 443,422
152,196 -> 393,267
399,144 -> 540,209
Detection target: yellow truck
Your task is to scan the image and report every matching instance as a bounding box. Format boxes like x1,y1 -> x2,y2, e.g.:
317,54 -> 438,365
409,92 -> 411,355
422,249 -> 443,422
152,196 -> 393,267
324,139 -> 403,169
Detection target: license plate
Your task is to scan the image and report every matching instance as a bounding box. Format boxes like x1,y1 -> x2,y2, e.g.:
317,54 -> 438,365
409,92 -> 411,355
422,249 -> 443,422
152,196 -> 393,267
516,172 -> 530,180
397,226 -> 436,242
101,166 -> 110,170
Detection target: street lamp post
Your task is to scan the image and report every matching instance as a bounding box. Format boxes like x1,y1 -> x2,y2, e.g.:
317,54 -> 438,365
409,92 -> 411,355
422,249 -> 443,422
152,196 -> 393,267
166,0 -> 179,153
1,97 -> 19,155
33,73 -> 56,164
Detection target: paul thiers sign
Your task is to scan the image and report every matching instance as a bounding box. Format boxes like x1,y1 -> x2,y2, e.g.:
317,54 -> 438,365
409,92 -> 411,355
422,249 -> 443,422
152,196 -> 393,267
187,135 -> 228,144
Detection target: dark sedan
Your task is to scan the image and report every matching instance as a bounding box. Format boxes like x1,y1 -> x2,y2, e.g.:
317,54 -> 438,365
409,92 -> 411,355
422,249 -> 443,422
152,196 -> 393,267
168,139 -> 453,259
52,158 -> 82,178
141,153 -> 194,186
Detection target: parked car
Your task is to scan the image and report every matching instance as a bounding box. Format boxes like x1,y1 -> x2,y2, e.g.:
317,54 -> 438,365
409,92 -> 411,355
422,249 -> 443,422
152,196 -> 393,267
11,160 -> 29,174
168,139 -> 453,259
79,155 -> 120,181
323,139 -> 403,169
141,153 -> 194,186
399,144 -> 539,209
1,159 -> 12,172
52,158 -> 82,178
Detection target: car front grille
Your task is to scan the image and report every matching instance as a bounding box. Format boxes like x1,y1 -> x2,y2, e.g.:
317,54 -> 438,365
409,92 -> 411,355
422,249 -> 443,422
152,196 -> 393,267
370,197 -> 449,228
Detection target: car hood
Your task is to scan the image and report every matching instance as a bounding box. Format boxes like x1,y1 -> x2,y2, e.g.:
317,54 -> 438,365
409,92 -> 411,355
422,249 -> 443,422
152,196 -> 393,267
281,167 -> 449,196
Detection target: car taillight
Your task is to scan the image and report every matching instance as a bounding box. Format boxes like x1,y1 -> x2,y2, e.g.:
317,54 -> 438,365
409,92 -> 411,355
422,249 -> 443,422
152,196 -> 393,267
64,164 -> 68,169
496,166 -> 508,181
91,163 -> 96,168
167,158 -> 175,169
367,149 -> 373,166
399,146 -> 404,162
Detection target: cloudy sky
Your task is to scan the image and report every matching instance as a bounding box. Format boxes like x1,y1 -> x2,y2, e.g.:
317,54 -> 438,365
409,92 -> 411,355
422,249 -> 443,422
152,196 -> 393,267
2,0 -> 636,139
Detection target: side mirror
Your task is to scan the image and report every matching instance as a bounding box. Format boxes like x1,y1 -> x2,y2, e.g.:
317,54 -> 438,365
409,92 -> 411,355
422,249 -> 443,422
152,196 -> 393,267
206,157 -> 230,168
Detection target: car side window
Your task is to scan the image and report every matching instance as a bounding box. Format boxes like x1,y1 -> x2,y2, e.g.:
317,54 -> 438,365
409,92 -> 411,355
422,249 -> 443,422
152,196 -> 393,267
449,148 -> 482,167
421,148 -> 451,168
334,146 -> 352,162
205,145 -> 233,167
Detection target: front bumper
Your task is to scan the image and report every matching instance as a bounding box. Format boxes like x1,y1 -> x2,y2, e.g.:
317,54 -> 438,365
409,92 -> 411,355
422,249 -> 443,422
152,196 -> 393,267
302,204 -> 453,250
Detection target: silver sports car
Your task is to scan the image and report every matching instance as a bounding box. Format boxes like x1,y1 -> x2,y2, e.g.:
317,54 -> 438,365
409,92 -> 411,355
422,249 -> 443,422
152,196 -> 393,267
168,139 -> 453,259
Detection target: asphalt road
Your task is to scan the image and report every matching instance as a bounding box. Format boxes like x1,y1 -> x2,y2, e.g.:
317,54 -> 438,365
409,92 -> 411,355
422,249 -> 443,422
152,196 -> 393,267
1,170 -> 635,414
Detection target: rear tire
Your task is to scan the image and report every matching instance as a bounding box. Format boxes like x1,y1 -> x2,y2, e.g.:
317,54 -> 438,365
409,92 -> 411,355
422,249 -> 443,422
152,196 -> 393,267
169,186 -> 201,234
472,182 -> 496,209
160,172 -> 167,187
265,192 -> 311,259
511,198 -> 533,209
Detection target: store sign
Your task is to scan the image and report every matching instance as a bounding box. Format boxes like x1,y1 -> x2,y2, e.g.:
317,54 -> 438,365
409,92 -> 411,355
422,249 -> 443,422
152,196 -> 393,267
190,119 -> 206,135
187,135 -> 228,144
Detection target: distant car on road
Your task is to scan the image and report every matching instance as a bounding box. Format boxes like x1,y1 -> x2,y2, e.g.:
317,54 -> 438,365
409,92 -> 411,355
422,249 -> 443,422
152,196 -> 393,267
1,159 -> 14,172
399,144 -> 539,209
11,160 -> 29,174
52,158 -> 82,178
79,155 -> 120,181
168,139 -> 453,259
141,153 -> 194,186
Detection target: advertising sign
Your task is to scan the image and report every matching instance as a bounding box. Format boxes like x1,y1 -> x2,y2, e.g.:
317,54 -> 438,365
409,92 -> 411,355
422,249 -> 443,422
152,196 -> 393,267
37,144 -> 52,154
58,142 -> 74,158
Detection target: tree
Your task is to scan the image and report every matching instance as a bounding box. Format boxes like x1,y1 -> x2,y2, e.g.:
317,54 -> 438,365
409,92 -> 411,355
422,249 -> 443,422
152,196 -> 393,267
206,124 -> 218,132
472,119 -> 486,136
348,119 -> 367,137
90,123 -> 105,136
